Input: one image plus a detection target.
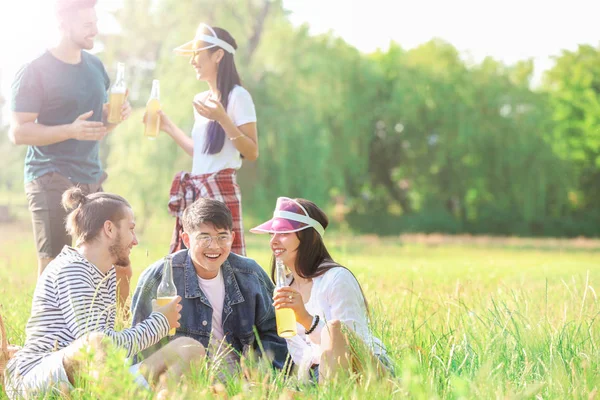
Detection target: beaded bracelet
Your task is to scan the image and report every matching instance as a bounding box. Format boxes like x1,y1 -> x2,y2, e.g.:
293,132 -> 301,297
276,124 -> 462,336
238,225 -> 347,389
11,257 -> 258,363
305,315 -> 320,335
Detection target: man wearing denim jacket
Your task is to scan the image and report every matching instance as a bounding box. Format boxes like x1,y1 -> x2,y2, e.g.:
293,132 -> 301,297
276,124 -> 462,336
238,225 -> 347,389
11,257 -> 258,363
130,198 -> 288,372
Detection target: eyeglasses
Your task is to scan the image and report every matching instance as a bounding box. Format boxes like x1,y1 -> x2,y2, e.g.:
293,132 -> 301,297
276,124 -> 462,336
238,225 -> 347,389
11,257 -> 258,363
195,234 -> 232,248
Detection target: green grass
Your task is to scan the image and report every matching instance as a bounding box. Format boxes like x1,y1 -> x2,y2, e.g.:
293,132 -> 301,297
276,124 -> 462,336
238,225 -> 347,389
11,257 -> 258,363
0,219 -> 599,399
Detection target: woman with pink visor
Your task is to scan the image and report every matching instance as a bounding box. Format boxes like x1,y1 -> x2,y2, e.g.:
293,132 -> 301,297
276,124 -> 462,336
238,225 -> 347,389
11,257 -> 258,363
153,23 -> 258,256
250,197 -> 392,382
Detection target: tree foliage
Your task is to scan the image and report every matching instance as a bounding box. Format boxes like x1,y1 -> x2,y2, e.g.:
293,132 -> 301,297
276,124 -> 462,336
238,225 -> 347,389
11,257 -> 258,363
2,1 -> 598,237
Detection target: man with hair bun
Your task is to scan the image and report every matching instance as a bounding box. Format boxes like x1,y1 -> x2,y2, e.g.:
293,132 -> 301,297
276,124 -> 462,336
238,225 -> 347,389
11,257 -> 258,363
3,188 -> 205,399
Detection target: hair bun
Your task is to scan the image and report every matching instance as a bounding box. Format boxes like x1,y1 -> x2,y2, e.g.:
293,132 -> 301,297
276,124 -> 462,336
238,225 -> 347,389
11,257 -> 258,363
61,187 -> 87,211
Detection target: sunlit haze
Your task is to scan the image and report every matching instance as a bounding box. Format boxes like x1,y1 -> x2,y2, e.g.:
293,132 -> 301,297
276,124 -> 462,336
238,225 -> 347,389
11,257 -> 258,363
1,0 -> 599,121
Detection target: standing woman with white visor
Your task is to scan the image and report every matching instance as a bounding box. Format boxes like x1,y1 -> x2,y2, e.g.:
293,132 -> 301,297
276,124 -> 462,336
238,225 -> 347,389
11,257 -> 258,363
250,197 -> 393,382
154,23 -> 258,256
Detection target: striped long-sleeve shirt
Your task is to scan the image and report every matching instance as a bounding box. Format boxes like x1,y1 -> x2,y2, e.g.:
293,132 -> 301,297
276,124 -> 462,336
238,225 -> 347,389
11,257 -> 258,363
5,246 -> 169,380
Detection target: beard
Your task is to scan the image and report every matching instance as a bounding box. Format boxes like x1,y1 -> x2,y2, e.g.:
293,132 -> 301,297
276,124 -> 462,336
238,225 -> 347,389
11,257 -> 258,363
75,38 -> 93,50
69,30 -> 94,50
108,232 -> 130,267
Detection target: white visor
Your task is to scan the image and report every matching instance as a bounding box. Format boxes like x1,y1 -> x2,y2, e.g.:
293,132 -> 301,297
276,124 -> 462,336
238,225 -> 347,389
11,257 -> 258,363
174,23 -> 236,56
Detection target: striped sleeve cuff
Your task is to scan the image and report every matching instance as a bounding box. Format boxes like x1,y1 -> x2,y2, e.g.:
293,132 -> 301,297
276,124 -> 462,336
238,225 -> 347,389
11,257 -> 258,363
148,311 -> 170,338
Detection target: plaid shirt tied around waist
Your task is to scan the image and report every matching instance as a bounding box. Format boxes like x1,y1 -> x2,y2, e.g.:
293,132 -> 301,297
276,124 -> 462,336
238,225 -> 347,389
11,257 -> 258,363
168,169 -> 246,256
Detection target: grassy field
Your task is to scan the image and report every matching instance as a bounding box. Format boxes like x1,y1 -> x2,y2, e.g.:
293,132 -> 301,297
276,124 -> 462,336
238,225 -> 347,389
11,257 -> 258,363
0,219 -> 599,399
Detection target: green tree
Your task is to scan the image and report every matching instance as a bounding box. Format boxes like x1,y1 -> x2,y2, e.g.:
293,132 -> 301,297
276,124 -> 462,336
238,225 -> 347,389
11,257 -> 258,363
544,44 -> 600,212
86,0 -> 597,237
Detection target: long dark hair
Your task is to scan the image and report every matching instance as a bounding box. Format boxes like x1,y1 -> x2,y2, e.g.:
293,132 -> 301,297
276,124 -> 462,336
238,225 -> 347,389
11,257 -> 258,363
269,198 -> 370,313
202,27 -> 241,154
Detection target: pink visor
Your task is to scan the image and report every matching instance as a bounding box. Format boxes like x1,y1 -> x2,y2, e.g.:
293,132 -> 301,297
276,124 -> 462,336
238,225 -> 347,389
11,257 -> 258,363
250,197 -> 325,237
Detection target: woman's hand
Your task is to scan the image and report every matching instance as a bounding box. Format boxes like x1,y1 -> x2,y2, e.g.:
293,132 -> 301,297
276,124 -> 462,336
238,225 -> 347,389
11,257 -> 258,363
273,286 -> 312,329
193,98 -> 229,124
142,110 -> 175,135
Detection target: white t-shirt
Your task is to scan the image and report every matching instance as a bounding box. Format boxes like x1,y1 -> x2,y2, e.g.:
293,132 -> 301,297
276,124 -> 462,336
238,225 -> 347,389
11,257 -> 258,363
197,269 -> 226,342
191,85 -> 257,175
284,267 -> 387,379
197,268 -> 238,371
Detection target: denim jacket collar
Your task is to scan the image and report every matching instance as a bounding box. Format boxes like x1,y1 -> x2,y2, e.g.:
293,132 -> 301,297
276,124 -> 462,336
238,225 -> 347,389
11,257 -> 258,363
183,251 -> 245,311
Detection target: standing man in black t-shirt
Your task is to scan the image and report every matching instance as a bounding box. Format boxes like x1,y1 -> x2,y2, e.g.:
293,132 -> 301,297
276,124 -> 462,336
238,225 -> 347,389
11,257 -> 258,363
8,0 -> 132,296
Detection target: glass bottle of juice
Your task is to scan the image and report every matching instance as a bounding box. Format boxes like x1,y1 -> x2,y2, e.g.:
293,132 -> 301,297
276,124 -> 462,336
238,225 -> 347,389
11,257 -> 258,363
156,255 -> 177,336
275,258 -> 297,338
144,79 -> 161,139
107,62 -> 126,124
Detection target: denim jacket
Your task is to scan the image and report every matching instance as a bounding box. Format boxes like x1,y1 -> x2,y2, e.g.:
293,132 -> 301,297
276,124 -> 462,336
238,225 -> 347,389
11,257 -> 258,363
130,250 -> 288,369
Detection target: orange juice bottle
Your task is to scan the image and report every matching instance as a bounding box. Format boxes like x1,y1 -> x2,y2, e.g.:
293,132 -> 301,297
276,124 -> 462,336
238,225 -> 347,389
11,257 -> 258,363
275,258 -> 297,338
144,80 -> 161,139
107,62 -> 126,124
156,255 -> 177,336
